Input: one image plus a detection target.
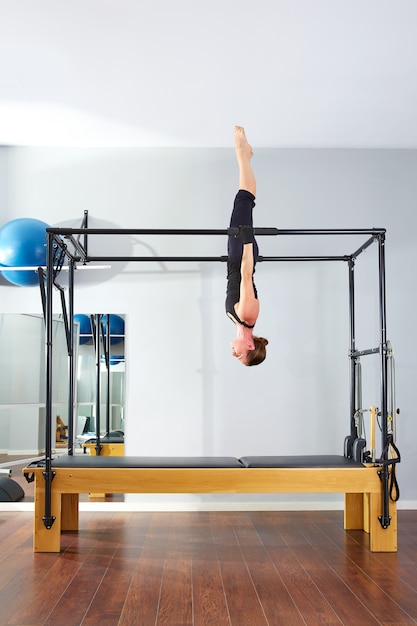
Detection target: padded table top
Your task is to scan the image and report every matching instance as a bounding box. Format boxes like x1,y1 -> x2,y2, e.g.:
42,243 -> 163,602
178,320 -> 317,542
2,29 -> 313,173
240,455 -> 364,468
26,455 -> 365,470
51,456 -> 244,468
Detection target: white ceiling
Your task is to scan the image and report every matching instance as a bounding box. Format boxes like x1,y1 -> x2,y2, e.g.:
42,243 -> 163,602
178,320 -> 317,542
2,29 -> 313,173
1,0 -> 416,148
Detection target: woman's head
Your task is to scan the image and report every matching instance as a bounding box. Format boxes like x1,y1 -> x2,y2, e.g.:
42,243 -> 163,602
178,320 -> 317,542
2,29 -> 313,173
231,335 -> 268,366
246,336 -> 268,366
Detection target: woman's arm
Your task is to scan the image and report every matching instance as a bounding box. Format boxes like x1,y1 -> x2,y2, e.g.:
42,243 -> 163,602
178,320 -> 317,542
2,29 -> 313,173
235,243 -> 259,324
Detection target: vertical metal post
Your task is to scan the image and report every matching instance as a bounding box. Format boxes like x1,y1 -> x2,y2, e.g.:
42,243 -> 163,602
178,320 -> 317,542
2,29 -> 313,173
106,315 -> 111,436
348,258 -> 358,437
83,210 -> 88,257
94,314 -> 102,455
43,233 -> 56,529
67,260 -> 75,456
378,234 -> 388,449
37,268 -> 46,320
377,233 -> 391,528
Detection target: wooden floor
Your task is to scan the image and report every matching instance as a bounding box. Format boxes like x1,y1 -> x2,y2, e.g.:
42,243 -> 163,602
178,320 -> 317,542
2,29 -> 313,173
0,510 -> 416,625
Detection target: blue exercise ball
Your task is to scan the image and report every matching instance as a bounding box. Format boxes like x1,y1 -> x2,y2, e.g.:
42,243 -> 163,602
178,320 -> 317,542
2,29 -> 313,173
109,355 -> 124,365
100,355 -> 125,365
74,314 -> 93,345
102,314 -> 125,344
0,218 -> 50,286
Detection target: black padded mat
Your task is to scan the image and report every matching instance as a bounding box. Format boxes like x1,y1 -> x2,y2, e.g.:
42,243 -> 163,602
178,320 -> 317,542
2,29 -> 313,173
83,437 -> 124,444
239,455 -> 364,468
51,455 -> 244,468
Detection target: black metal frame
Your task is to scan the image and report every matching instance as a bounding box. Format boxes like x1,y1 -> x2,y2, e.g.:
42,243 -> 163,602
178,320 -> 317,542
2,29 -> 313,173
39,218 -> 397,530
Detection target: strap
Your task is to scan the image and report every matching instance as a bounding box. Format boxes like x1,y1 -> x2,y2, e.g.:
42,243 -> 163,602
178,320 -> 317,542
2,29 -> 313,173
377,434 -> 401,502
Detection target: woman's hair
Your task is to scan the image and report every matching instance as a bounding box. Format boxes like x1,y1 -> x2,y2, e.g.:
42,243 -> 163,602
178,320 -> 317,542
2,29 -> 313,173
246,336 -> 268,366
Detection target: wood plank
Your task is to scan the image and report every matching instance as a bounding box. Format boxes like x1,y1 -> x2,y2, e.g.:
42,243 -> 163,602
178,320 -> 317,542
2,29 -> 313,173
28,466 -> 382,494
81,549 -> 142,625
118,513 -> 171,626
268,545 -> 343,624
192,558 -> 231,626
234,516 -> 306,625
157,513 -> 193,625
191,512 -> 231,626
304,567 -> 382,625
212,513 -> 269,625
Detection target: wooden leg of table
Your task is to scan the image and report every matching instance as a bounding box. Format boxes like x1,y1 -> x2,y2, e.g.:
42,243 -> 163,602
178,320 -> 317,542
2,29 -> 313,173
363,493 -> 371,533
33,480 -> 62,553
368,492 -> 397,552
61,494 -> 79,531
344,493 -> 365,530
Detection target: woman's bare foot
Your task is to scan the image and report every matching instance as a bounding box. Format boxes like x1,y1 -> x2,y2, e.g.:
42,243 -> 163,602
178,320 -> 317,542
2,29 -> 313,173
234,125 -> 253,160
234,126 -> 256,194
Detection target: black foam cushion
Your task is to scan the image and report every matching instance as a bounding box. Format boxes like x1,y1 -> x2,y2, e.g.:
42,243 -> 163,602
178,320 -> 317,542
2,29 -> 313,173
52,455 -> 244,469
0,477 -> 25,502
239,455 -> 364,468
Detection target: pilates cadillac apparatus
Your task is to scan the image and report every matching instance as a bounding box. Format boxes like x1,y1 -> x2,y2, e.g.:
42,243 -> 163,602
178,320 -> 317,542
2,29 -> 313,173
25,212 -> 400,552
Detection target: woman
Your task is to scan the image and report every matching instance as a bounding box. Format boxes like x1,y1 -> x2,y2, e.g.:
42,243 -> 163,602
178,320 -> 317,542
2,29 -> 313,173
225,126 -> 268,366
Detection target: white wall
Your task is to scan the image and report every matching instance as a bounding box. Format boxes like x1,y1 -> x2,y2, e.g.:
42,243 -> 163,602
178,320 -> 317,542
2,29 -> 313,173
1,146 -> 415,508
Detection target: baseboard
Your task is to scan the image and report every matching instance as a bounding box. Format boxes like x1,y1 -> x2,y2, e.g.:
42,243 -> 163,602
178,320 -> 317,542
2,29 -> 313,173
396,500 -> 417,510
3,450 -> 43,457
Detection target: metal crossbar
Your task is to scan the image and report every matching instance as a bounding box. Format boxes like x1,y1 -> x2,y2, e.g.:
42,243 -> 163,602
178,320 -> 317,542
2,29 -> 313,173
47,225 -> 385,237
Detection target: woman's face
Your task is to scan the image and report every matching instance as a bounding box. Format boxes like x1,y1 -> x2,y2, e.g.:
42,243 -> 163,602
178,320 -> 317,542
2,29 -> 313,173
230,337 -> 254,365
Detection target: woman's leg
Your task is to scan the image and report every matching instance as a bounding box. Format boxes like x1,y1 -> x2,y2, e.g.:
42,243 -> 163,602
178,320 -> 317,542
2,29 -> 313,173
228,127 -> 258,262
234,125 -> 256,196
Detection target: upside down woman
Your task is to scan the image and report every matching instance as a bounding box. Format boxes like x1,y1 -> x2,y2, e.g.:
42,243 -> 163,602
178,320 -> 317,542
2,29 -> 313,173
225,126 -> 268,366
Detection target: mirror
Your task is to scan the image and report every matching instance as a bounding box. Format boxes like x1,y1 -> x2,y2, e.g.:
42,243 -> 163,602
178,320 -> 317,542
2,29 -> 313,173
0,313 -> 125,456
73,314 -> 125,448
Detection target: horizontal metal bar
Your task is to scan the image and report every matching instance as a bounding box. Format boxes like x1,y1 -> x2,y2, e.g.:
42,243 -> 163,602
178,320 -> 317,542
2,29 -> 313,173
350,347 -> 380,357
265,228 -> 386,236
259,256 -> 350,262
50,227 -> 279,236
87,256 -> 228,262
46,226 -> 386,237
86,255 -> 353,263
1,265 -> 112,271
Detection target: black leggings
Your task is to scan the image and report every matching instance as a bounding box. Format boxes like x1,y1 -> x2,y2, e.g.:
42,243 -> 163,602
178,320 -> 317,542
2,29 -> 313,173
227,189 -> 259,262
